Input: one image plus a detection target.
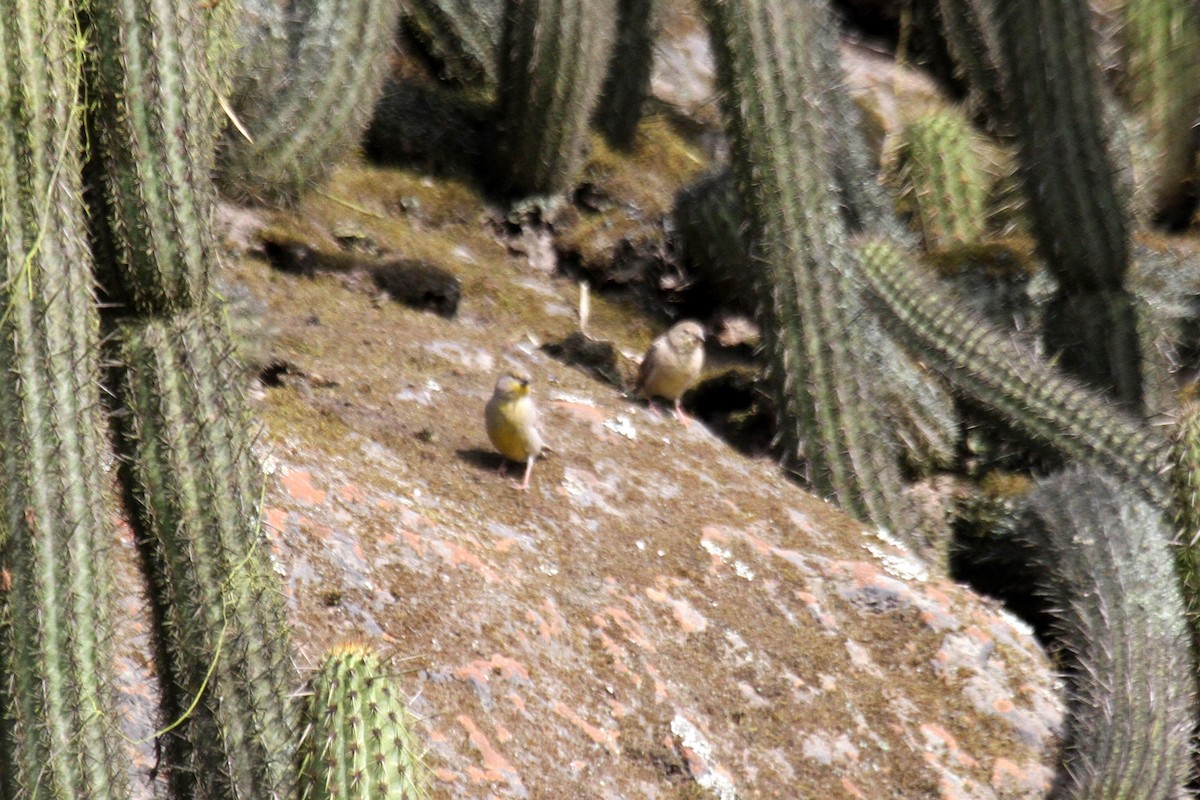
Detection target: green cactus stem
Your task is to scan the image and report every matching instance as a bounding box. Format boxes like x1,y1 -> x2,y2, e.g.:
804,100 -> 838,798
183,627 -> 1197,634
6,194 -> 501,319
1021,468 -> 1195,799
229,0 -> 291,118
113,308 -> 297,800
856,237 -> 1167,505
698,0 -> 910,534
934,0 -> 1006,130
594,0 -> 658,150
298,644 -> 428,800
1041,289 -> 1145,415
991,0 -> 1134,258
402,0 -> 503,87
892,109 -> 989,250
218,0 -> 400,203
489,0 -> 617,198
988,0 -> 1142,408
672,171 -> 958,476
1168,399 -> 1200,654
83,0 -> 231,314
0,1 -> 131,796
1121,0 -> 1200,227
671,169 -> 756,313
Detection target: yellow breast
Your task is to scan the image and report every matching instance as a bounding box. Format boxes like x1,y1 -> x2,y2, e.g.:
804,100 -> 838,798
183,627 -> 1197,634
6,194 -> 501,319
486,395 -> 540,462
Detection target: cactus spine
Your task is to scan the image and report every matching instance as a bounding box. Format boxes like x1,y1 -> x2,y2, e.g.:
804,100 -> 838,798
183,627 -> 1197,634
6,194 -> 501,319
1021,468 -> 1195,799
85,4 -> 299,795
856,237 -> 1167,505
403,0 -> 503,87
698,0 -> 910,534
0,1 -> 131,796
934,0 -> 1005,130
594,0 -> 658,150
1169,400 -> 1200,653
218,0 -> 400,202
893,109 -> 989,250
490,0 -> 617,197
299,644 -> 428,800
989,0 -> 1131,287
988,0 -> 1143,410
114,309 -> 297,800
228,0 -> 292,120
1121,0 -> 1200,227
83,0 -> 231,314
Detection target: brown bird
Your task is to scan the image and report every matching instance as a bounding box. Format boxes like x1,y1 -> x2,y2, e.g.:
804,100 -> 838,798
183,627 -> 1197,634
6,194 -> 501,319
634,320 -> 706,425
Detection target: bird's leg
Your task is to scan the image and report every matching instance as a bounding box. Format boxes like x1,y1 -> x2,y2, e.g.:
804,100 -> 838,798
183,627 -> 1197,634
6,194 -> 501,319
519,456 -> 535,490
498,459 -> 509,478
674,398 -> 692,427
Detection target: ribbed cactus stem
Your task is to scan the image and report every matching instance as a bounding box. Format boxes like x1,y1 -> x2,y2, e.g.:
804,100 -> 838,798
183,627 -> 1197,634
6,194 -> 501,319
935,0 -> 1005,129
1022,468 -> 1195,799
990,0 -> 1131,291
699,0 -> 909,534
229,0 -> 291,115
1122,0 -> 1200,226
672,169 -> 756,312
894,110 -> 989,250
672,171 -> 957,475
114,308 -> 296,800
0,1 -> 131,796
1168,399 -> 1200,651
989,0 -> 1142,408
403,0 -> 503,87
218,0 -> 400,202
594,0 -> 658,150
856,237 -> 1167,505
299,644 -> 428,800
1041,289 -> 1144,414
490,0 -> 617,197
83,0 -> 231,314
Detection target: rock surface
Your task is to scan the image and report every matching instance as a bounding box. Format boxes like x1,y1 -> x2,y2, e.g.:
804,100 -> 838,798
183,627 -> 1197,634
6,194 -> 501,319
204,161 -> 1064,798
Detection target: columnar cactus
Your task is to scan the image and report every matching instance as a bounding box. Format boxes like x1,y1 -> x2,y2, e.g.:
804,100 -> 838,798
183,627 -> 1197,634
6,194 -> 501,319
1121,0 -> 1200,227
84,3 -> 299,796
84,0 -> 231,313
1169,399 -> 1200,649
934,0 -> 1005,130
403,0 -> 503,87
594,0 -> 658,150
490,0 -> 618,198
987,0 -> 1142,409
299,644 -> 428,800
114,309 -> 297,800
671,169 -> 757,313
672,171 -> 958,476
229,0 -> 291,114
1021,468 -> 1195,799
698,0 -> 909,534
856,237 -> 1167,505
892,109 -> 989,250
218,0 -> 401,202
0,1 -> 131,796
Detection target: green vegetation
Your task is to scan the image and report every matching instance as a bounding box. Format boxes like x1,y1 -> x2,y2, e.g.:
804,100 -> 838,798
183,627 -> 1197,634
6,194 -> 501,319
114,309 -> 297,800
490,0 -> 618,197
1022,468 -> 1195,798
298,644 -> 428,800
0,2 -> 131,795
699,0 -> 910,535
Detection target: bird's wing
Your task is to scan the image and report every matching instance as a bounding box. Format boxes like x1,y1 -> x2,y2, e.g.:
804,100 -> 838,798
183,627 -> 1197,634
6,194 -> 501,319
635,337 -> 666,394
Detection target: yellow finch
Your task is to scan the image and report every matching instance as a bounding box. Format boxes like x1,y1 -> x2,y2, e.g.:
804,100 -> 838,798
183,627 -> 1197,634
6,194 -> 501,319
485,370 -> 544,490
634,320 -> 706,425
